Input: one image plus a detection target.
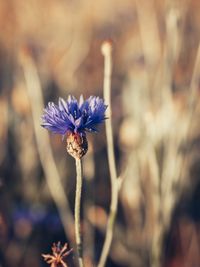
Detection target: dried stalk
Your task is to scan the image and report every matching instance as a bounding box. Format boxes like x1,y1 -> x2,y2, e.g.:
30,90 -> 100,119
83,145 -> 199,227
19,48 -> 74,244
97,41 -> 119,267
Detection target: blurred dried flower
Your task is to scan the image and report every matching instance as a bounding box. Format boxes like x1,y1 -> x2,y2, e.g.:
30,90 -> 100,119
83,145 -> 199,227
42,242 -> 73,267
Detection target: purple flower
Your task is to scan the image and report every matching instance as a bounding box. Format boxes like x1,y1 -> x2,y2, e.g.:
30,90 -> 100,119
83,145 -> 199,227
41,95 -> 107,136
41,95 -> 107,158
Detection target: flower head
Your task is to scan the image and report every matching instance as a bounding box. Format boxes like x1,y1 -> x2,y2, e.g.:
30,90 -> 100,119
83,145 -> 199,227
42,242 -> 73,267
41,95 -> 107,135
41,95 -> 107,158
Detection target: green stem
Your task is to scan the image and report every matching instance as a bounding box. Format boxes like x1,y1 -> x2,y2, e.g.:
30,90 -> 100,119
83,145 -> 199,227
75,158 -> 84,267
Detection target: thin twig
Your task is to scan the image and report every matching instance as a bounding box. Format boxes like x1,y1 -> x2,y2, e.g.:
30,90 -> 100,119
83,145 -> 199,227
188,42 -> 200,108
19,48 -> 74,244
75,158 -> 84,267
178,42 -> 200,182
97,41 -> 119,267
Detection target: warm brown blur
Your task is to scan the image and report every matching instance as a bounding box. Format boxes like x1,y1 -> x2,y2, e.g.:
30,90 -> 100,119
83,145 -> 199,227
1,0 -> 200,267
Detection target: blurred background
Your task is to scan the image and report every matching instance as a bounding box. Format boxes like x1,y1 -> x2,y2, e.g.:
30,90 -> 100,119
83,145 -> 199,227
1,0 -> 200,266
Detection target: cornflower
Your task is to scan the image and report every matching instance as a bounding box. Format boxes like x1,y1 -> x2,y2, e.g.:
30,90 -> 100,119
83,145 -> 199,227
41,95 -> 107,158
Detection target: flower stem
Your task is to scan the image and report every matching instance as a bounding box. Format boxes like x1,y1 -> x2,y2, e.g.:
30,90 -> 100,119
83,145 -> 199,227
75,158 -> 84,267
98,41 -> 119,267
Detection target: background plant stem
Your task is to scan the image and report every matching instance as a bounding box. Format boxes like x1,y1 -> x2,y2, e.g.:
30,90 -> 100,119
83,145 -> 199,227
97,41 -> 119,267
20,50 -> 75,245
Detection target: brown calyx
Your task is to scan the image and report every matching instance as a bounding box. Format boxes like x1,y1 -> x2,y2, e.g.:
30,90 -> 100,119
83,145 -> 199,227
66,132 -> 88,159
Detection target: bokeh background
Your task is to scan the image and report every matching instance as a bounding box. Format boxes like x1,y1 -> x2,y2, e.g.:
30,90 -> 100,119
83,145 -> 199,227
1,0 -> 200,266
